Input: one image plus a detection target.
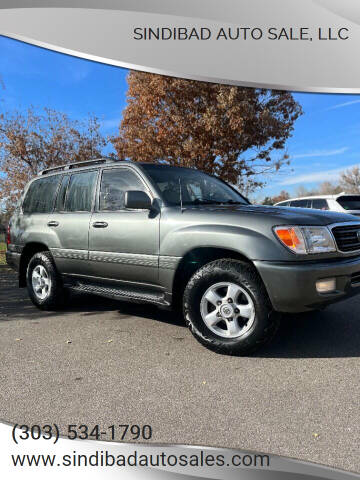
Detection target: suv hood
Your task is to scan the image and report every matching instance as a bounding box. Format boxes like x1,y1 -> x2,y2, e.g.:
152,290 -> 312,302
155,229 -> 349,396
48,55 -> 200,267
187,204 -> 360,226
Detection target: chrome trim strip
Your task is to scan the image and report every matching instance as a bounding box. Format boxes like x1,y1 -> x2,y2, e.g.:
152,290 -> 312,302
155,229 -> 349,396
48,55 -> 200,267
52,249 -> 180,269
89,251 -> 158,268
159,256 -> 181,270
51,248 -> 88,261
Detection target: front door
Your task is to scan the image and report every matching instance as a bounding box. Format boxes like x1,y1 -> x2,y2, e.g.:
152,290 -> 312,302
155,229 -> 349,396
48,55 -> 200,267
88,167 -> 160,285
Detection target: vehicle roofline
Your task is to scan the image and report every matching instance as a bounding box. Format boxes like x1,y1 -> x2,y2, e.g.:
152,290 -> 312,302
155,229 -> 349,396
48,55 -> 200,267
37,157 -> 134,177
274,192 -> 360,205
34,160 -> 201,180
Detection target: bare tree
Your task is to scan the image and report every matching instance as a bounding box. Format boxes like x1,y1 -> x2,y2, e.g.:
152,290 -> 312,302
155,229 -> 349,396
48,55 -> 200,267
317,181 -> 343,195
295,185 -> 314,198
339,166 -> 360,194
0,107 -> 107,212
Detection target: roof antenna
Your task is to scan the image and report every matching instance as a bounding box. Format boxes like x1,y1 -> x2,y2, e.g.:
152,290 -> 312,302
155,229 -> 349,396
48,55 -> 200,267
179,177 -> 184,213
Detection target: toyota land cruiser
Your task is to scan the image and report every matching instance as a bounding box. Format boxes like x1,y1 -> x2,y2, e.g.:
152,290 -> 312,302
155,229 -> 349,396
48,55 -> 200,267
6,158 -> 360,355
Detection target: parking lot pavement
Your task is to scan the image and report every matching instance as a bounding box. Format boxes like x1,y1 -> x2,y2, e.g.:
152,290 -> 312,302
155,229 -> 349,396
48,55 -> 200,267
1,266 -> 360,472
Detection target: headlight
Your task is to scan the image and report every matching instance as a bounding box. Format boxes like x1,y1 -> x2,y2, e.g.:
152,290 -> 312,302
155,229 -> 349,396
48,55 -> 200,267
274,226 -> 336,254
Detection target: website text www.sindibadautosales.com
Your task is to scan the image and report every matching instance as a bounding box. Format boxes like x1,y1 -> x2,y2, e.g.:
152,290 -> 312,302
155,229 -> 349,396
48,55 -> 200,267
11,450 -> 270,468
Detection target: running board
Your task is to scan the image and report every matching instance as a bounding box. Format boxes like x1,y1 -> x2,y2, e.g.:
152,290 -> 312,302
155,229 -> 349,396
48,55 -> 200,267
68,281 -> 170,307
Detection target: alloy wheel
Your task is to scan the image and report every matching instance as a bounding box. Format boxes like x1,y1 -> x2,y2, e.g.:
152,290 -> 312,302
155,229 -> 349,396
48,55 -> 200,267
31,264 -> 52,300
200,282 -> 255,338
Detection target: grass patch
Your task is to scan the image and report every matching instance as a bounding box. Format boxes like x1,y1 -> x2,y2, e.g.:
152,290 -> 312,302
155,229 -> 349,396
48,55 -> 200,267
0,242 -> 6,265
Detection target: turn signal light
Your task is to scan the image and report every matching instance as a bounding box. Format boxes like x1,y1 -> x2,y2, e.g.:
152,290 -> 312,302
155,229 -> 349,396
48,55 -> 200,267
274,226 -> 307,254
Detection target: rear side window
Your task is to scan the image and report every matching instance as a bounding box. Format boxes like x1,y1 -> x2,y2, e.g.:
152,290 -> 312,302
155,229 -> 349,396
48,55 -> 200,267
336,195 -> 360,211
311,199 -> 329,210
55,175 -> 70,211
99,168 -> 146,211
65,170 -> 98,212
290,199 -> 310,208
22,175 -> 61,214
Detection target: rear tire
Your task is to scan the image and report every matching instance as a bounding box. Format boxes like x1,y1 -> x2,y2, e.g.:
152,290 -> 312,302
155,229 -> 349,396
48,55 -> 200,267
183,259 -> 279,355
26,251 -> 66,310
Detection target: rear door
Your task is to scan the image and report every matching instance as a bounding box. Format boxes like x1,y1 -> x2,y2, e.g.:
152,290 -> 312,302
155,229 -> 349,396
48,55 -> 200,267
47,169 -> 98,276
88,166 -> 160,285
14,174 -> 62,250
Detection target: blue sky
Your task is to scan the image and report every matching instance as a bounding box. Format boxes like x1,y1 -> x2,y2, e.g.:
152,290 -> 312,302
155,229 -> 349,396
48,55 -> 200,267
0,35 -> 128,152
1,35 -> 360,200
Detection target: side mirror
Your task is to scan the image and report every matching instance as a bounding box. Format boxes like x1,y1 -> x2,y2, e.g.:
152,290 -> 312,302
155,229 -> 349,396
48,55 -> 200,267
125,190 -> 152,210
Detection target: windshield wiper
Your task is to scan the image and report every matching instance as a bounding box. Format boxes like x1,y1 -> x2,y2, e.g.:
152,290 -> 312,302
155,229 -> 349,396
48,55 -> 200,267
224,200 -> 245,205
191,198 -> 223,205
190,198 -> 245,205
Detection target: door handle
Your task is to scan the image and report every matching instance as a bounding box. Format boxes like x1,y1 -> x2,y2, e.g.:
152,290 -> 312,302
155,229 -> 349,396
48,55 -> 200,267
47,221 -> 59,227
92,221 -> 108,228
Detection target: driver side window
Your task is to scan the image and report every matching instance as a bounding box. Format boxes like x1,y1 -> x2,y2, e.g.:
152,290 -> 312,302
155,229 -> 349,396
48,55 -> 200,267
99,168 -> 146,211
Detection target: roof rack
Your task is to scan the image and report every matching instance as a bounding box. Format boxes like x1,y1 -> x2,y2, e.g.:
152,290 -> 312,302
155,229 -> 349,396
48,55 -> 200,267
39,157 -> 118,176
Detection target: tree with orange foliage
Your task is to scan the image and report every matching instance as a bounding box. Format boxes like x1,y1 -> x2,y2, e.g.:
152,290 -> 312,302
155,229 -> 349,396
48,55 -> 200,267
113,71 -> 302,193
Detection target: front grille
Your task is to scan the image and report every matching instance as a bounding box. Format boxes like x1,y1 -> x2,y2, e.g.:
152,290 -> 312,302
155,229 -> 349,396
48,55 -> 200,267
332,224 -> 360,252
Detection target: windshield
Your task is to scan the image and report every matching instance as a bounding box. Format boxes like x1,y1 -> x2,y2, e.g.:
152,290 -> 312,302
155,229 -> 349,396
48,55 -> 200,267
141,165 -> 249,206
336,195 -> 360,210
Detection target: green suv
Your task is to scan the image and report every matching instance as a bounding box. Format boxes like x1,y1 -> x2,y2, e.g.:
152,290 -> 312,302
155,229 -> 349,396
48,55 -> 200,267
6,158 -> 360,354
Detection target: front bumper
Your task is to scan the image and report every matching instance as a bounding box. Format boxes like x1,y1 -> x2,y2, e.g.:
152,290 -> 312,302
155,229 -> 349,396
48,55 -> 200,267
254,256 -> 360,313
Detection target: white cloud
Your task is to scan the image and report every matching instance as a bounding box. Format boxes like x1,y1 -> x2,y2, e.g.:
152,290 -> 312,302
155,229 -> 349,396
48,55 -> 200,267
292,147 -> 348,159
324,99 -> 360,111
279,163 -> 360,186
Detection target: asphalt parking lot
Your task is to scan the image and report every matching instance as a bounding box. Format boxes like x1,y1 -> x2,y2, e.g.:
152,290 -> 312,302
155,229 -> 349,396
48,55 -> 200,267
0,266 -> 360,472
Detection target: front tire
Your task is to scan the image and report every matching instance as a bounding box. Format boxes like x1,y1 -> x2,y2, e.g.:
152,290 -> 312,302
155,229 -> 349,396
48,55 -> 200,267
26,251 -> 65,310
183,259 -> 279,355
